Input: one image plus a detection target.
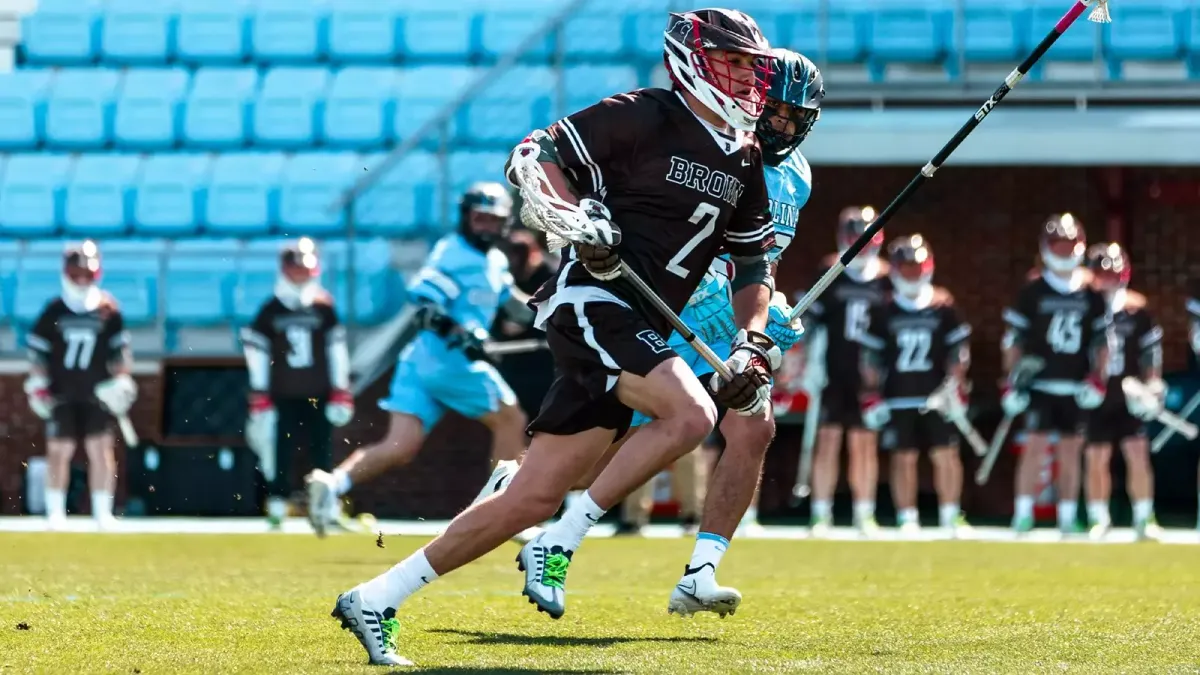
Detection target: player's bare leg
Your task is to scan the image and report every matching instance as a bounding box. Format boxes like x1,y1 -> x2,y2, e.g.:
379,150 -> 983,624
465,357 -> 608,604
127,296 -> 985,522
307,412 -> 426,533
671,445 -> 708,535
848,428 -> 879,535
1013,432 -> 1050,533
83,431 -> 117,529
43,437 -> 75,530
891,449 -> 920,533
1121,436 -> 1159,540
809,424 -> 843,535
930,446 -> 966,535
1084,442 -> 1113,538
1055,434 -> 1084,534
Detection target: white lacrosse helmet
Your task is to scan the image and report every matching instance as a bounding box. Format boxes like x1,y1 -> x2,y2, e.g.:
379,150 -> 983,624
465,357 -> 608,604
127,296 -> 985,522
663,8 -> 772,132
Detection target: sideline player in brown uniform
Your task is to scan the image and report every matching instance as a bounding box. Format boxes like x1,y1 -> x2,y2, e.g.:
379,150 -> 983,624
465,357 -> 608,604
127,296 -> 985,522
858,235 -> 971,536
24,241 -> 136,530
1082,243 -> 1164,540
241,238 -> 353,530
330,8 -> 778,666
1190,280 -> 1200,531
1000,214 -> 1110,535
800,207 -> 890,536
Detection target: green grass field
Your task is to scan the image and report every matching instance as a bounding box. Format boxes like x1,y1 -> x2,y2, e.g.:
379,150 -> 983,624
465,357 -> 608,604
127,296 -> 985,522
3,532 -> 1200,674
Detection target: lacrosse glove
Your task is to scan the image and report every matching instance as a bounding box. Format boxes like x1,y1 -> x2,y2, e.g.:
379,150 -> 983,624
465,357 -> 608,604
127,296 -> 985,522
709,330 -> 780,416
574,198 -> 622,281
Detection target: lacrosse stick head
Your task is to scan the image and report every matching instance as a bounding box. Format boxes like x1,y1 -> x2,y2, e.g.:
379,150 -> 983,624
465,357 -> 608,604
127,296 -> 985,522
508,142 -> 617,251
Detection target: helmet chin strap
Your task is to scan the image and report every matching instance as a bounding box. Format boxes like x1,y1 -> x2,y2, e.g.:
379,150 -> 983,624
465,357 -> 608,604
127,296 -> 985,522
61,278 -> 101,313
276,277 -> 320,310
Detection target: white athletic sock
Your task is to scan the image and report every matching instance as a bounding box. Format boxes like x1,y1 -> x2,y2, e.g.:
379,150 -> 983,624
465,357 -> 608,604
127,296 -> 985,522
359,548 -> 438,610
686,532 -> 728,576
938,503 -> 960,528
1087,500 -> 1110,526
1133,499 -> 1154,524
853,500 -> 875,523
45,488 -> 66,519
542,490 -> 605,551
898,508 -> 919,526
1058,500 -> 1078,530
332,469 -> 352,497
563,490 -> 583,514
1014,495 -> 1035,522
91,490 -> 113,519
812,500 -> 832,520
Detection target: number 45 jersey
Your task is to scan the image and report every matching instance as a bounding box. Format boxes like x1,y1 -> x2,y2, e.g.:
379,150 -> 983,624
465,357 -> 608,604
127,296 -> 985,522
1003,272 -> 1109,390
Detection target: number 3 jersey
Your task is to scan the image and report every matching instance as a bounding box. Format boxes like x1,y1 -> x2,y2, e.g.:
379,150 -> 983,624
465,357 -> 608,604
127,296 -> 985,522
528,88 -> 774,337
857,289 -> 971,407
243,298 -> 341,399
1003,271 -> 1109,391
27,298 -> 129,402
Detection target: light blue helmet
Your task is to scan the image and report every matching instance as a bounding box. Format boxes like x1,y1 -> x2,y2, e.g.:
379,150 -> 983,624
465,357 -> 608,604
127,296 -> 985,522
758,48 -> 824,166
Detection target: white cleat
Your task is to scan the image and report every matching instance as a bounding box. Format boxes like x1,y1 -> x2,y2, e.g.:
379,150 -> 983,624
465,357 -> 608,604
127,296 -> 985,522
945,515 -> 973,539
809,515 -> 832,538
1135,519 -> 1163,542
46,513 -> 67,532
330,588 -> 413,667
898,521 -> 921,536
512,526 -> 542,546
94,513 -> 118,532
855,515 -> 881,538
1089,520 -> 1111,541
515,532 -> 571,619
667,569 -> 742,619
473,460 -> 519,505
306,470 -> 337,538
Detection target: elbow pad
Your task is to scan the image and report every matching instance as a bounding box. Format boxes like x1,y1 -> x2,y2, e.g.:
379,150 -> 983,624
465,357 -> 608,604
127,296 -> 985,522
730,255 -> 771,294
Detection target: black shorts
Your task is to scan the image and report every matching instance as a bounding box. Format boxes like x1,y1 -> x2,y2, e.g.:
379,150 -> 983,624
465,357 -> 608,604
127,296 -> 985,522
47,400 -> 110,439
1023,391 -> 1086,436
1086,393 -> 1145,445
527,301 -> 677,439
819,373 -> 864,428
880,409 -> 956,452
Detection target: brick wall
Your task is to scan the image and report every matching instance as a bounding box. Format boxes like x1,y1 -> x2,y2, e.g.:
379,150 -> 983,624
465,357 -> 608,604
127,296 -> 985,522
2,166 -> 1196,519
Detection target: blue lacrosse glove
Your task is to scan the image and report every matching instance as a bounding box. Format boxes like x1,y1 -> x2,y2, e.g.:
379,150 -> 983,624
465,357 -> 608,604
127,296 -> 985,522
765,302 -> 804,352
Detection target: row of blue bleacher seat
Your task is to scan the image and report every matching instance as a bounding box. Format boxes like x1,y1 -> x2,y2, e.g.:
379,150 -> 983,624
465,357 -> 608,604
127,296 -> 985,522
0,66 -> 637,151
20,0 -> 1200,79
0,151 -> 507,238
0,238 -> 408,327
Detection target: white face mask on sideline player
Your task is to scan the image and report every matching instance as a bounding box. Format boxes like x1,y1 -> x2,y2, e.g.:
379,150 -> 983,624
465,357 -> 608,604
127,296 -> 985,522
1040,212 -> 1087,276
61,240 -> 103,313
838,206 -> 883,277
276,238 -> 323,310
887,234 -> 935,307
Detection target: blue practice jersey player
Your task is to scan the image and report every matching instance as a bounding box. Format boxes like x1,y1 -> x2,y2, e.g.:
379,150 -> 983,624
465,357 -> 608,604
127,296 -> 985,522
306,183 -> 531,536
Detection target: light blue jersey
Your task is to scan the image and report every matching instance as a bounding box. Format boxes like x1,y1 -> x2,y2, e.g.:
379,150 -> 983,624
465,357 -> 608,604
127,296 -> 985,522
380,234 -> 517,429
631,151 -> 812,427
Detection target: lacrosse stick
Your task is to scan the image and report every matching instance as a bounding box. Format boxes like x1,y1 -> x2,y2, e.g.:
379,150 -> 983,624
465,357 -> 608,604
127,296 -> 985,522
116,416 -> 139,447
790,0 -> 1112,324
509,143 -> 733,381
1151,390 -> 1200,453
976,356 -> 1045,485
921,379 -> 989,457
1121,378 -> 1199,449
791,327 -> 827,503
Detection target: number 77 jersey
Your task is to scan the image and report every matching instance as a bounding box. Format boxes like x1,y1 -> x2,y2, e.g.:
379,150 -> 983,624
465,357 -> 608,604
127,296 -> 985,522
1002,273 -> 1109,388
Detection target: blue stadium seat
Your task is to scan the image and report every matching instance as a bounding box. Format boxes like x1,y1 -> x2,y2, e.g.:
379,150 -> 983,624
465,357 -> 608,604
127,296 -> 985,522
100,0 -> 176,65
628,8 -> 667,63
64,154 -> 141,236
786,5 -> 866,63
165,254 -> 236,325
1028,0 -> 1102,71
100,241 -> 163,325
0,238 -> 20,319
204,153 -> 285,235
251,0 -> 328,64
323,67 -> 397,150
563,65 -> 639,110
402,5 -> 476,62
867,3 -> 953,80
478,2 -> 556,63
561,8 -> 625,63
393,66 -> 476,146
0,70 -> 52,150
252,67 -> 330,149
14,256 -> 64,325
328,0 -> 401,64
1190,6 -> 1200,78
1104,3 -> 1188,78
352,152 -> 437,237
327,240 -> 397,323
114,68 -> 190,150
134,154 -> 211,236
958,1 -> 1026,62
45,68 -> 119,150
21,0 -> 101,66
231,261 -> 275,323
0,155 -> 72,237
278,152 -> 361,235
183,67 -> 259,150
464,67 -> 554,146
176,0 -> 250,65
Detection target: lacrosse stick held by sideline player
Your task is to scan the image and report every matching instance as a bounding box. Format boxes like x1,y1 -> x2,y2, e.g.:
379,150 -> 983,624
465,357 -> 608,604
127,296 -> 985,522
507,141 -> 734,382
976,356 -> 1045,486
921,378 -> 989,458
1151,391 -> 1200,452
1122,377 -> 1199,449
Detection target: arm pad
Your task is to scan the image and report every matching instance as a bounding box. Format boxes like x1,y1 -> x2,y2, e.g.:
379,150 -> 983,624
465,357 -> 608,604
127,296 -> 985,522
729,255 -> 771,295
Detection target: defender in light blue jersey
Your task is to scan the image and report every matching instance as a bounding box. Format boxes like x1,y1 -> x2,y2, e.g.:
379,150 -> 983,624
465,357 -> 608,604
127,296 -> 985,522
306,183 -> 530,536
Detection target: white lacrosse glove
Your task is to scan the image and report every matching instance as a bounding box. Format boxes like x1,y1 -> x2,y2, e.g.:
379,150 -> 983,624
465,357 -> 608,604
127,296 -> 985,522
1191,323 -> 1200,356
1125,377 -> 1166,421
1075,373 -> 1107,410
764,295 -> 804,352
245,392 -> 278,481
572,198 -> 622,281
326,389 -> 355,427
94,374 -> 138,416
860,393 -> 890,431
709,330 -> 779,417
23,375 -> 54,420
1000,384 -> 1030,418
